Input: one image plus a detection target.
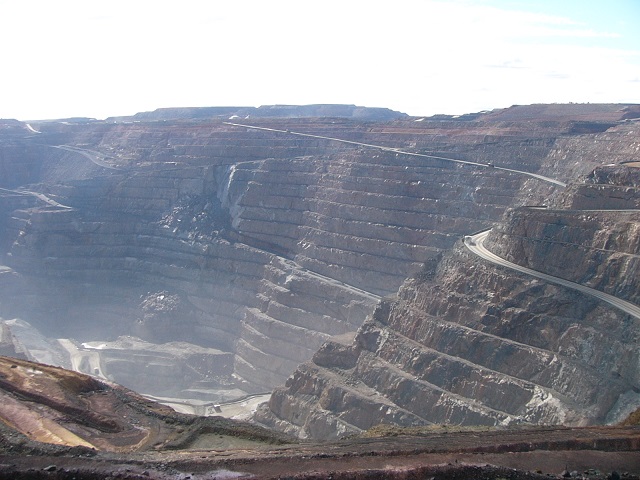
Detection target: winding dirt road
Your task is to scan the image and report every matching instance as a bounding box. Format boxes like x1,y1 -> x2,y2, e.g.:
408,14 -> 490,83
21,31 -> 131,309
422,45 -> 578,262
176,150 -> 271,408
465,230 -> 640,321
223,122 -> 567,187
0,186 -> 72,209
53,145 -> 121,170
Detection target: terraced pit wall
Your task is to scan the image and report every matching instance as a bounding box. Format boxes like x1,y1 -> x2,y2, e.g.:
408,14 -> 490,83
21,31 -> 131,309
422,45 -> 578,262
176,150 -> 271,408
255,120 -> 640,439
0,109 -> 632,407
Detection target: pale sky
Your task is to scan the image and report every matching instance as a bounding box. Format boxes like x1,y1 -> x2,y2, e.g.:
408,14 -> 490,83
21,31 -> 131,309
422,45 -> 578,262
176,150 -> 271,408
1,0 -> 639,120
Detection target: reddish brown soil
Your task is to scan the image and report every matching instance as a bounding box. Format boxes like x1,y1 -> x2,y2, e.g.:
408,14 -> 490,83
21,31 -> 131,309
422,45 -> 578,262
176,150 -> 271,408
0,426 -> 638,479
0,356 -> 638,479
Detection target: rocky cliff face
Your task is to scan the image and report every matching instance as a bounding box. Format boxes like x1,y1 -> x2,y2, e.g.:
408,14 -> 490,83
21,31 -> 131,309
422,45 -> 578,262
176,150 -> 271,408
0,105 -> 636,418
254,119 -> 640,439
489,167 -> 640,304
256,247 -> 638,438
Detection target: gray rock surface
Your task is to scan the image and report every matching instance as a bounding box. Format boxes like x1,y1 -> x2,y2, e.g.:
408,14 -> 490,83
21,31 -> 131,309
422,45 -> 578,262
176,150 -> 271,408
254,122 -> 640,439
0,106 -> 637,418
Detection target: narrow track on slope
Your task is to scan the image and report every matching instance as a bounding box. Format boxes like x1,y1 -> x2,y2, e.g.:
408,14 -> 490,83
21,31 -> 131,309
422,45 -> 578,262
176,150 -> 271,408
52,145 -> 121,170
223,122 -> 567,187
0,186 -> 73,209
465,230 -> 640,321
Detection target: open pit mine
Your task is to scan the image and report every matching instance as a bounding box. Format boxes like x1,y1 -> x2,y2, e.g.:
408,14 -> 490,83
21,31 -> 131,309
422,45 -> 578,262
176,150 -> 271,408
0,103 -> 639,452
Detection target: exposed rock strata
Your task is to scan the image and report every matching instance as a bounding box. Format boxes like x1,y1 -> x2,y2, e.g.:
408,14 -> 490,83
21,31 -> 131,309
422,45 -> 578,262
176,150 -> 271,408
255,129 -> 640,439
256,242 -> 639,438
0,105 -> 637,411
489,166 -> 640,304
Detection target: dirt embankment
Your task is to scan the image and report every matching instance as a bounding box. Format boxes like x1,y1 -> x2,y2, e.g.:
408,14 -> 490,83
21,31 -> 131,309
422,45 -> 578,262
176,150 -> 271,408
0,356 -> 289,456
0,426 -> 639,479
0,355 -> 638,479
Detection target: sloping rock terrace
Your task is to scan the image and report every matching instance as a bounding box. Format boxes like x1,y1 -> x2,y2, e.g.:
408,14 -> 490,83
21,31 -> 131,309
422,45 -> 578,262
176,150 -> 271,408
254,121 -> 640,439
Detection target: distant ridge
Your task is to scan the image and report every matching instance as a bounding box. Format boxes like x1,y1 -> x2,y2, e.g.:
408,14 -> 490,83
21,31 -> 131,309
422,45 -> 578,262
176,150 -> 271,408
110,104 -> 408,122
482,103 -> 640,122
